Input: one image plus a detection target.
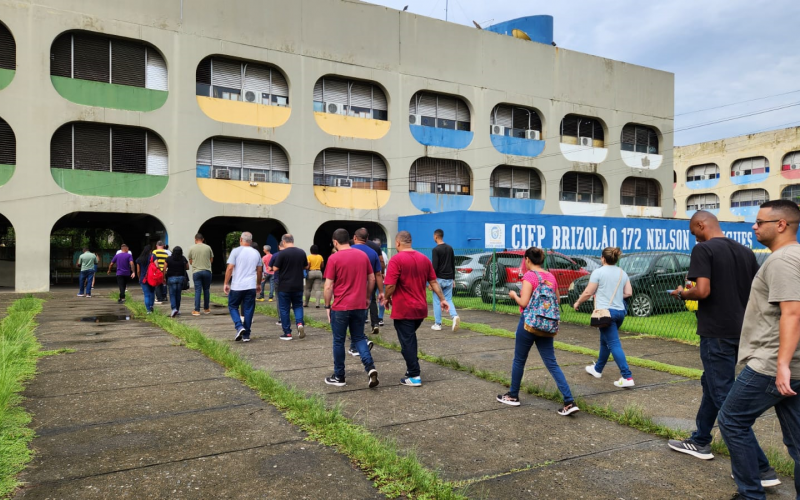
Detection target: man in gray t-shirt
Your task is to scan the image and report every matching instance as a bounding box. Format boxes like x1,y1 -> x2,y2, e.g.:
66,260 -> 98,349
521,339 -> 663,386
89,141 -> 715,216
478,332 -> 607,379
223,231 -> 263,342
718,200 -> 800,498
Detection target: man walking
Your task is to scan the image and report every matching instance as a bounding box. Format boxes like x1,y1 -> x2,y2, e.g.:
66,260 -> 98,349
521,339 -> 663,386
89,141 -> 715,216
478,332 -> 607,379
353,229 -> 384,336
76,247 -> 98,298
668,212 -> 765,464
374,238 -> 390,327
188,233 -> 214,316
257,244 -> 273,302
152,241 -> 169,304
382,231 -> 450,386
431,229 -> 460,332
272,234 -> 308,340
108,244 -> 135,304
223,232 -> 262,342
718,200 -> 800,499
323,229 -> 379,388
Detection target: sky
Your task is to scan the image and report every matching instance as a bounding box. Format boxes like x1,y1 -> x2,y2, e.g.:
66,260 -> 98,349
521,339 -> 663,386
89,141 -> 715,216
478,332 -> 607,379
364,0 -> 800,147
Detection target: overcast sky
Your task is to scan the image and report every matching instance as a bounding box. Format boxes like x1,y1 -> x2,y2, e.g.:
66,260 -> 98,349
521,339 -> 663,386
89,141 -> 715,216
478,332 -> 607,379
365,0 -> 800,147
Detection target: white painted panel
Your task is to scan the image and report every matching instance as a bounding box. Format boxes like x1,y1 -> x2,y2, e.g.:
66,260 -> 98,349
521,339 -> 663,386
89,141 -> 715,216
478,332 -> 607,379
559,143 -> 608,164
620,150 -> 662,170
559,201 -> 608,217
621,206 -> 663,218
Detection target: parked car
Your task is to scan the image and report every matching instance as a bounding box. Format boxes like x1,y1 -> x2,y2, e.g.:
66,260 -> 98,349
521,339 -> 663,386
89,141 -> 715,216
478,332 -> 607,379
569,255 -> 603,272
454,252 -> 493,297
479,251 -> 589,304
567,252 -> 691,317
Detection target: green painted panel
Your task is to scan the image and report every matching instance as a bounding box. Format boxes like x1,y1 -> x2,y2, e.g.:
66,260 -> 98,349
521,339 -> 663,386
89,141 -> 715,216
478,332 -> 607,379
0,69 -> 14,90
50,168 -> 168,198
51,76 -> 168,112
0,164 -> 14,186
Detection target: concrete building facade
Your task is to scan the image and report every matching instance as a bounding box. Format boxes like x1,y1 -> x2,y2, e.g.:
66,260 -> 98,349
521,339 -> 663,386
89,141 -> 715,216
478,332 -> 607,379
673,126 -> 800,221
0,0 -> 673,291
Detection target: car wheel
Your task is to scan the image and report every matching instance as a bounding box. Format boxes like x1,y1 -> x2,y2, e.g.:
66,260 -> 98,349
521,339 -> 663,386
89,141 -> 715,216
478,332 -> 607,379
481,292 -> 493,304
630,293 -> 653,317
471,281 -> 482,297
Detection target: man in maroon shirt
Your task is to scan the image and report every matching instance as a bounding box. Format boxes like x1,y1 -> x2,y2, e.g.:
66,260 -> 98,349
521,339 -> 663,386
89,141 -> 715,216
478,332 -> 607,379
323,228 -> 378,388
382,231 -> 449,386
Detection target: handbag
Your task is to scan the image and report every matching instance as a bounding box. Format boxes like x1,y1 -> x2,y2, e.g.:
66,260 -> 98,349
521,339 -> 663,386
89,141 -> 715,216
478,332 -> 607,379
590,269 -> 624,328
181,272 -> 190,290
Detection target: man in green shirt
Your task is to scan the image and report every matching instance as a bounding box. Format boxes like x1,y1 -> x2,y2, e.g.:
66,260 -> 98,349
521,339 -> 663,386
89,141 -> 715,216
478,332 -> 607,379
76,247 -> 98,298
188,233 -> 214,316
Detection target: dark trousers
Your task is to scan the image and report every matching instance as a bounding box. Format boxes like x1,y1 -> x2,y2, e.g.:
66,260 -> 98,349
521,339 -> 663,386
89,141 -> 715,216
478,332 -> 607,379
393,318 -> 424,378
368,290 -> 379,326
331,309 -> 374,379
691,336 -> 739,446
278,290 -> 304,335
116,275 -> 128,299
156,283 -> 167,301
228,289 -> 256,334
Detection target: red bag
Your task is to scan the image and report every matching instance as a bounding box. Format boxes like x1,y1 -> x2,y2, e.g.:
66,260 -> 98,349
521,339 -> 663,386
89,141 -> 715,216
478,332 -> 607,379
145,255 -> 164,287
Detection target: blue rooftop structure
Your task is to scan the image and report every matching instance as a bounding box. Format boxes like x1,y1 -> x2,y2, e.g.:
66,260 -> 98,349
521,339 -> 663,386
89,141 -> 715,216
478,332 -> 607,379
485,15 -> 554,45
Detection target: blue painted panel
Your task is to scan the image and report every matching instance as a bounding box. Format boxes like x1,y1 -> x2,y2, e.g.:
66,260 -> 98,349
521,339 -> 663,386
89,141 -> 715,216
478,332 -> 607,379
687,179 -> 719,190
731,173 -> 768,185
490,197 -> 545,214
409,124 -> 473,149
485,16 -> 554,45
196,165 -> 211,179
685,209 -> 720,219
730,206 -> 760,222
399,211 -> 774,252
409,192 -> 473,213
490,135 -> 545,157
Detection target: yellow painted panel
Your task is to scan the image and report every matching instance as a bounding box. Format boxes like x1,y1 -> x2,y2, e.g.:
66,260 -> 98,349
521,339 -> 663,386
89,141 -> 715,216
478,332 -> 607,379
196,96 -> 291,128
197,178 -> 291,205
313,112 -> 391,140
313,186 -> 390,209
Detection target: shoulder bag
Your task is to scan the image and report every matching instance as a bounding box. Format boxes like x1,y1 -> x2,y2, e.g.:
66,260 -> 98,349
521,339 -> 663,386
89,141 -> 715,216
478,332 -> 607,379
590,269 -> 624,328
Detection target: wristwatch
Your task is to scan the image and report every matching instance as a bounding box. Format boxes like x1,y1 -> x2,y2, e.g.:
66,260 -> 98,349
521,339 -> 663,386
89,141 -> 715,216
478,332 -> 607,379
324,305 -> 331,310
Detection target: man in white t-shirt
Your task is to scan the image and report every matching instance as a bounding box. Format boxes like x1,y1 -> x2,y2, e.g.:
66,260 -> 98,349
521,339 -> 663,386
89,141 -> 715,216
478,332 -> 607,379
224,231 -> 263,342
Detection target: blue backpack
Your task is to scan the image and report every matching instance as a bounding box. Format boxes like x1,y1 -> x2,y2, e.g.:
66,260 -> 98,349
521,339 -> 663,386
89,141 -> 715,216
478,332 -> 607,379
523,272 -> 560,337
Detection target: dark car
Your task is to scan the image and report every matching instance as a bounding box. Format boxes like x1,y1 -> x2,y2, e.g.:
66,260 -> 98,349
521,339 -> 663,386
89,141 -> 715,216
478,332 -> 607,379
479,250 -> 589,303
567,252 -> 691,317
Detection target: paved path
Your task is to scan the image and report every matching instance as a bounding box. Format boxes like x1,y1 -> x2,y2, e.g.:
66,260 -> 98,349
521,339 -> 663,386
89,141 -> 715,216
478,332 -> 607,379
15,293 -> 382,499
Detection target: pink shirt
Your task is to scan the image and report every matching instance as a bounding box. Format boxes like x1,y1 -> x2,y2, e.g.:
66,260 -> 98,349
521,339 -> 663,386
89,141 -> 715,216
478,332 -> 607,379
520,270 -> 557,313
384,250 -> 437,320
324,248 -> 374,311
262,253 -> 273,274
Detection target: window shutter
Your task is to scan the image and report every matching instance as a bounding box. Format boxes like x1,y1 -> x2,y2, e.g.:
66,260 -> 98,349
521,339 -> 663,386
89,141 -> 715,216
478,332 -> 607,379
196,139 -> 212,165
372,156 -> 387,180
111,39 -> 145,88
111,126 -> 146,174
648,128 -> 659,152
620,178 -> 636,198
313,79 -> 324,102
243,141 -> 270,170
373,87 -> 387,111
0,118 -> 14,166
349,82 -> 373,109
322,150 -> 349,177
146,133 -> 168,176
0,24 -> 14,70
578,119 -> 595,138
348,151 -> 373,180
561,172 -> 578,192
511,169 -> 530,190
321,78 -> 348,103
577,173 -> 595,194
529,170 -> 542,197
74,123 -> 110,171
211,139 -> 242,168
417,94 -> 437,117
511,109 -> 532,130
492,167 -> 513,188
270,69 -> 289,100
785,151 -> 800,166
145,48 -> 168,91
782,185 -> 800,202
270,145 -> 290,181
493,106 -> 512,127
456,99 -> 470,123
411,158 -> 437,184
313,153 -> 324,182
196,57 -> 211,85
621,124 -> 636,147
243,64 -> 271,94
73,33 -> 110,83
634,126 -> 649,147
50,34 -> 71,77
529,111 -> 542,132
50,124 -> 72,169
437,96 -> 457,120
211,58 -> 242,89
561,116 -> 578,137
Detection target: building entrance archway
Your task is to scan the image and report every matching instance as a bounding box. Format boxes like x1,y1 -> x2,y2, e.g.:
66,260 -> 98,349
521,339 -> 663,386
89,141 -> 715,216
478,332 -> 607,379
313,221 -> 387,259
0,214 -> 14,288
196,217 -> 288,275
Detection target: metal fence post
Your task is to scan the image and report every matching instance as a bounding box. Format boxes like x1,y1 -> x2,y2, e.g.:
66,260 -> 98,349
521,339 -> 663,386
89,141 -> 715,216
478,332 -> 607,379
491,249 -> 496,312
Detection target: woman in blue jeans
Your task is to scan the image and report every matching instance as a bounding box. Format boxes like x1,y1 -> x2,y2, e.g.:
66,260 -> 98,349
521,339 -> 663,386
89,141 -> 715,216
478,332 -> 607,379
135,245 -> 156,313
573,247 -> 634,388
497,247 -> 579,416
165,246 -> 189,317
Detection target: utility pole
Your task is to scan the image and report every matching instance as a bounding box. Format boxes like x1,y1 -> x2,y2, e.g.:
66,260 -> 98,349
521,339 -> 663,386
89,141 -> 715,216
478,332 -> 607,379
446,0 -> 448,21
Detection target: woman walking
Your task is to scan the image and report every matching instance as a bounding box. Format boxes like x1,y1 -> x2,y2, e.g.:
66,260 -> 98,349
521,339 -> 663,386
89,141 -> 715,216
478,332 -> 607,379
304,245 -> 324,308
165,246 -> 189,317
573,247 -> 634,388
497,247 -> 579,416
136,245 -> 156,314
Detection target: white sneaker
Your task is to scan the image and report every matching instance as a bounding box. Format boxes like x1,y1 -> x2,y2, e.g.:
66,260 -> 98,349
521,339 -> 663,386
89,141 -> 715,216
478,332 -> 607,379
585,365 -> 602,379
431,323 -> 443,331
614,377 -> 635,388
76,294 -> 85,297
452,316 -> 461,332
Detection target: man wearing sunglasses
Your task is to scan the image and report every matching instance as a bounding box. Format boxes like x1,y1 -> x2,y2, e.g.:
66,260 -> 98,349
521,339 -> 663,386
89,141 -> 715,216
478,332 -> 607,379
717,200 -> 800,500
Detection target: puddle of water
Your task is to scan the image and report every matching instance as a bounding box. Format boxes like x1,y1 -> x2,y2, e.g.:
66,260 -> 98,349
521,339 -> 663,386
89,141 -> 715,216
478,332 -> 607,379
78,315 -> 131,323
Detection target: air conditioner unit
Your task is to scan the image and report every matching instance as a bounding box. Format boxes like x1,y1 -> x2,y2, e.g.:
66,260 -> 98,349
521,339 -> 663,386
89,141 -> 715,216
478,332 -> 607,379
514,191 -> 530,199
579,136 -> 592,147
733,171 -> 742,177
334,178 -> 353,188
491,125 -> 506,136
793,164 -> 800,170
409,114 -> 422,125
251,172 -> 267,183
525,130 -> 540,140
214,169 -> 230,180
243,89 -> 262,104
325,101 -> 346,115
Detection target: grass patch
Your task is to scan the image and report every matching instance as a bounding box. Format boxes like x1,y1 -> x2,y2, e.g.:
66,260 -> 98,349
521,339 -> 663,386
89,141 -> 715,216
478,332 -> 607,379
120,294 -> 464,500
0,296 -> 45,498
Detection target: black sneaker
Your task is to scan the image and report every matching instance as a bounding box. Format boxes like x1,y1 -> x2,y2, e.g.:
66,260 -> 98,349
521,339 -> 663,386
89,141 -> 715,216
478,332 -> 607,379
234,328 -> 245,342
279,333 -> 292,341
378,320 -> 384,327
368,369 -> 379,388
496,393 -> 520,406
372,326 -> 380,335
557,403 -> 580,416
349,341 -> 374,357
730,467 -> 782,488
324,375 -> 346,387
667,438 -> 713,460
242,334 -> 251,343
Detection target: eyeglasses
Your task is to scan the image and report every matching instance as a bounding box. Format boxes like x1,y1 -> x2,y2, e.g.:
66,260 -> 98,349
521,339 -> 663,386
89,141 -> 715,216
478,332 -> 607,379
754,219 -> 782,227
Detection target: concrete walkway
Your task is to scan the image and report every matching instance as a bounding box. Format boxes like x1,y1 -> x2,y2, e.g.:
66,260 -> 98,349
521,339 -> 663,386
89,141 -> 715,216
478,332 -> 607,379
15,293 -> 382,499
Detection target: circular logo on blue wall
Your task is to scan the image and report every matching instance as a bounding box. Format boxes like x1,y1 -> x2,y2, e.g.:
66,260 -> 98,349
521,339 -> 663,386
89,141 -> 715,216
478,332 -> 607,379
491,226 -> 500,239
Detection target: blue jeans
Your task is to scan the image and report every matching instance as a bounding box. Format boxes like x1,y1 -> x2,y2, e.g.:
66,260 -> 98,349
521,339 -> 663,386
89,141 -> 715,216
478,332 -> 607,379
269,274 -> 276,299
593,308 -> 632,379
509,316 -> 574,404
331,309 -> 375,379
394,319 -> 424,378
193,270 -> 211,312
433,278 -> 458,324
167,276 -> 183,312
278,290 -> 304,335
378,300 -> 385,320
140,282 -> 155,312
691,336 -> 739,446
79,270 -> 94,296
228,289 -> 256,335
718,366 -> 798,499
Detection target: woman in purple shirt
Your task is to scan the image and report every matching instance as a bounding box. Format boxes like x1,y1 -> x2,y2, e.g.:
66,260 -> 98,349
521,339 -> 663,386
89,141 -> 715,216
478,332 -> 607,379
108,244 -> 135,303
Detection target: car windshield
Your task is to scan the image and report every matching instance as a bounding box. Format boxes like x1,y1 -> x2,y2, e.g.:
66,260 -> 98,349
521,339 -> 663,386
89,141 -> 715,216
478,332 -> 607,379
618,255 -> 651,275
454,256 -> 471,266
495,255 -> 523,267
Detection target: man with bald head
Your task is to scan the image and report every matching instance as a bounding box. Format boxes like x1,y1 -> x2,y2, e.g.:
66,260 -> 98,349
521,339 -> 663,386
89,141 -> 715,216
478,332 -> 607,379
667,211 -> 764,465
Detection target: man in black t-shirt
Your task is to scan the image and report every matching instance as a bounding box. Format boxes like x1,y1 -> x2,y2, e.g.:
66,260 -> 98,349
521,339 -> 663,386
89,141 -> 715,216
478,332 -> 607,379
355,228 -> 384,333
431,229 -> 460,332
667,212 -> 763,465
272,234 -> 309,340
